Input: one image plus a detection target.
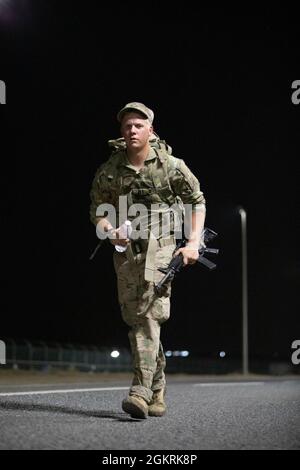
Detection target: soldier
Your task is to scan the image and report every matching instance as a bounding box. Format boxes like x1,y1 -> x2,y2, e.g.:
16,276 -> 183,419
89,102 -> 206,419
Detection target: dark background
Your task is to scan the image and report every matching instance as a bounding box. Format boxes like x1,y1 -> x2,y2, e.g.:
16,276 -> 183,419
1,2 -> 299,362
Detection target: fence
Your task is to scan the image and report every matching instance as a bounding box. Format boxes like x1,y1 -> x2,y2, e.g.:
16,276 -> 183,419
3,339 -> 132,372
2,339 -> 241,374
1,339 -> 299,375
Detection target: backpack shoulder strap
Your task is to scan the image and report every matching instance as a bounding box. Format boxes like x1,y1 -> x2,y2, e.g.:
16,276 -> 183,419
107,137 -> 126,152
152,147 -> 181,203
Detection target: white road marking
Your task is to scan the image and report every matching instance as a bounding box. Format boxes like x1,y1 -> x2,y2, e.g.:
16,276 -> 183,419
0,386 -> 128,397
193,382 -> 265,387
0,382 -> 270,397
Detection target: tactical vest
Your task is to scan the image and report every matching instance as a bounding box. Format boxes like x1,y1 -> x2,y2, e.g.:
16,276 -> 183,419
98,134 -> 185,282
103,133 -> 181,209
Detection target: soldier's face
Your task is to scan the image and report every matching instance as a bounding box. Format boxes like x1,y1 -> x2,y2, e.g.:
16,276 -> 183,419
121,112 -> 153,151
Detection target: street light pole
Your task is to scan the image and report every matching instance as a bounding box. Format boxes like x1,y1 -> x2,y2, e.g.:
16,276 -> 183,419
239,207 -> 249,375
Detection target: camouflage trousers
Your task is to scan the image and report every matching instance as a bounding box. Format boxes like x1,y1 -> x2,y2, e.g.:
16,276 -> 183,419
113,241 -> 175,404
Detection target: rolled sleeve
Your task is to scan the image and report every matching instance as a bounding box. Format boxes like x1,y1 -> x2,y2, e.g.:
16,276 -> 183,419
170,159 -> 206,210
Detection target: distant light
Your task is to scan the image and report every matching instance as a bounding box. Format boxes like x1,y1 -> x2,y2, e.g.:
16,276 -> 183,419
181,351 -> 190,357
111,350 -> 120,358
219,351 -> 226,358
0,0 -> 10,9
0,0 -> 31,28
0,0 -> 13,17
166,350 -> 190,357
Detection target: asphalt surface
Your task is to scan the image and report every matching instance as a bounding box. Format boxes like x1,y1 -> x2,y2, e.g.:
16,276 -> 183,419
0,376 -> 299,450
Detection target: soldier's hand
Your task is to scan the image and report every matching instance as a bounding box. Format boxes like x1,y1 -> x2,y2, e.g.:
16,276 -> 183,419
174,246 -> 199,266
108,228 -> 130,247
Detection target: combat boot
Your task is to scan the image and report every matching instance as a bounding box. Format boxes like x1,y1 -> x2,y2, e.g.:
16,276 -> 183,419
122,395 -> 148,419
148,388 -> 166,417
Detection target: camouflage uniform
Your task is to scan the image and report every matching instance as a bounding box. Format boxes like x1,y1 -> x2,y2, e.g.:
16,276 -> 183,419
90,141 -> 205,404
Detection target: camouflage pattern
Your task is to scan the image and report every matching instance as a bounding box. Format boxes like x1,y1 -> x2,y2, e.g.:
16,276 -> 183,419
117,102 -> 154,124
89,144 -> 205,227
89,138 -> 206,403
113,242 -> 175,402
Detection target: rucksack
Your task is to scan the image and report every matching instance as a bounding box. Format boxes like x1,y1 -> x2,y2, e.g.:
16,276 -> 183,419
108,131 -> 173,156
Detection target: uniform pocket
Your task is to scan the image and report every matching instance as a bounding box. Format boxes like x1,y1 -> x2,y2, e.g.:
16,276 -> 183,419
151,296 -> 171,323
113,252 -> 138,304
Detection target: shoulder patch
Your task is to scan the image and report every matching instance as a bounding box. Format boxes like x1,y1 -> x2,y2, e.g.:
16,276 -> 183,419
166,154 -> 181,171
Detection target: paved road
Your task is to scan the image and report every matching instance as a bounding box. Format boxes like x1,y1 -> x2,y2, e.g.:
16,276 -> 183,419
0,378 -> 299,450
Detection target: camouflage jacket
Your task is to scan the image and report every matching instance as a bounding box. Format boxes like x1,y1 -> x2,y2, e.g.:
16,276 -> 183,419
89,138 -> 205,228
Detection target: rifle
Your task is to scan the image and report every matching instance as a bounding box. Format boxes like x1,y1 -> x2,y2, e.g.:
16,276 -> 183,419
154,227 -> 219,295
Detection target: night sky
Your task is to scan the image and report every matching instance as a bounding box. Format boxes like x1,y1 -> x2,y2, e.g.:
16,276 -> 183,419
1,3 -> 299,361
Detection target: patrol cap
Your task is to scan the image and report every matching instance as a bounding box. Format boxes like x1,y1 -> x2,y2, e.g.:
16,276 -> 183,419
117,102 -> 154,124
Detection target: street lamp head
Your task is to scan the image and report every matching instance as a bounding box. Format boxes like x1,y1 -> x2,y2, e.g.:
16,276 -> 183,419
238,207 -> 247,218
